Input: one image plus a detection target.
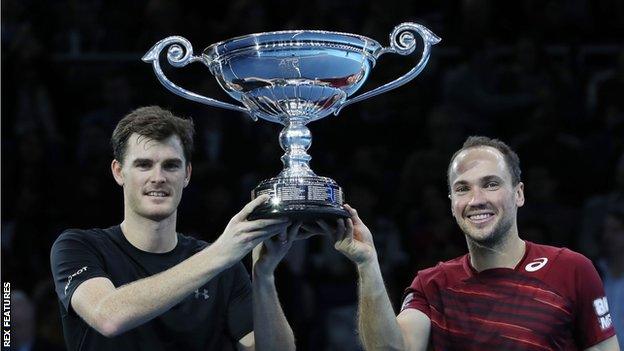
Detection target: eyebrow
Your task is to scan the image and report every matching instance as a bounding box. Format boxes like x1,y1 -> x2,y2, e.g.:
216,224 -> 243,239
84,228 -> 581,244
131,158 -> 183,165
452,175 -> 504,187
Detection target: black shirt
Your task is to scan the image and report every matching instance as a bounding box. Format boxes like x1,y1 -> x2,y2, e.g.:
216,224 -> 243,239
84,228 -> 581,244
50,226 -> 253,351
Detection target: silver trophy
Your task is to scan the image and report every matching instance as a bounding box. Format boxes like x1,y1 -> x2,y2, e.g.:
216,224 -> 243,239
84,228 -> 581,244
143,23 -> 440,220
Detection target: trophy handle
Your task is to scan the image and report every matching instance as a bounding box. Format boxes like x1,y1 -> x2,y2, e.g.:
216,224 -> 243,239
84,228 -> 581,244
142,36 -> 256,121
334,23 -> 441,115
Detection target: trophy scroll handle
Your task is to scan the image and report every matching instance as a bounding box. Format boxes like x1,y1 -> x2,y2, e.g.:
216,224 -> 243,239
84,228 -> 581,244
334,23 -> 441,115
142,36 -> 256,121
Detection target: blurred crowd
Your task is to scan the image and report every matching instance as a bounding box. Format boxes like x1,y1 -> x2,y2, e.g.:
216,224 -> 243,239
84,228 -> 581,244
2,0 -> 623,349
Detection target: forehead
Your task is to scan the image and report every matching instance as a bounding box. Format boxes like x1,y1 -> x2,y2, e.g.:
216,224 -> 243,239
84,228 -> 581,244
124,133 -> 185,161
449,146 -> 510,184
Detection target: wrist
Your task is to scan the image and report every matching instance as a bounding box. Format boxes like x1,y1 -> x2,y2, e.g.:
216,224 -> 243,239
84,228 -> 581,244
356,257 -> 380,273
203,243 -> 235,270
252,268 -> 275,284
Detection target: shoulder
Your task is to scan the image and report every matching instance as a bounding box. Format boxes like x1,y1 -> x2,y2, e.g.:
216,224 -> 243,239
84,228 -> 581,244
523,242 -> 602,299
412,254 -> 468,286
527,241 -> 593,269
52,226 -> 116,250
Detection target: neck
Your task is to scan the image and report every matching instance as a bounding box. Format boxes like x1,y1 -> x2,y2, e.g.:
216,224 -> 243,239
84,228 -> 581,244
121,210 -> 178,253
467,226 -> 526,272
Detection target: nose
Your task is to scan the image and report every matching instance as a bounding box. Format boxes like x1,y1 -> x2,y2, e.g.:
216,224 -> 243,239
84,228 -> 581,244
468,187 -> 487,206
149,166 -> 166,184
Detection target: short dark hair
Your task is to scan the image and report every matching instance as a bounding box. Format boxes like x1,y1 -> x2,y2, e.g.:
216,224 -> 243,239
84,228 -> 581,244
447,136 -> 522,190
111,106 -> 195,164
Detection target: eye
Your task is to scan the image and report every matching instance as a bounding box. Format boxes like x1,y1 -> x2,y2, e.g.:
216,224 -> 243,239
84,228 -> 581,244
164,162 -> 181,171
135,161 -> 151,169
454,185 -> 469,194
485,181 -> 500,189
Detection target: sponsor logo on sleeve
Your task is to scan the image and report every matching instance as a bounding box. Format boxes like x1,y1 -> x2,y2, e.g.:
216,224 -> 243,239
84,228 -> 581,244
64,266 -> 88,295
525,257 -> 548,272
401,292 -> 415,311
593,296 -> 612,330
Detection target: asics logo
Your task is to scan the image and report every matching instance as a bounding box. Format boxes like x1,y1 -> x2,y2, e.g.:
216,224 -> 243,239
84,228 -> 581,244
525,257 -> 548,272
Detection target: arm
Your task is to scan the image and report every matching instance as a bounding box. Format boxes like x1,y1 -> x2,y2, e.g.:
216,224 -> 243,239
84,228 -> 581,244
72,195 -> 289,337
72,245 -> 229,337
584,336 -> 620,351
249,222 -> 301,351
320,205 -> 430,350
355,257 -> 408,350
396,309 -> 431,351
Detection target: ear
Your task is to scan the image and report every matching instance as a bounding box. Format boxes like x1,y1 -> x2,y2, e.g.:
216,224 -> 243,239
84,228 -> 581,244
111,159 -> 124,186
515,182 -> 525,207
184,163 -> 192,188
448,193 -> 456,217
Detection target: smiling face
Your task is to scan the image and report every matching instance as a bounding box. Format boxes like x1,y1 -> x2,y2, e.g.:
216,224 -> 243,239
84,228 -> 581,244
112,133 -> 191,222
448,146 -> 524,246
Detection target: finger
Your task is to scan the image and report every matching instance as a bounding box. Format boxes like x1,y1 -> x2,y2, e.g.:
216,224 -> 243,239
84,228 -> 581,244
234,194 -> 271,221
299,223 -> 329,235
278,225 -> 289,243
300,224 -> 318,233
343,204 -> 361,224
241,222 -> 290,237
287,221 -> 302,242
345,218 -> 354,240
243,218 -> 289,231
246,226 -> 286,242
314,219 -> 335,242
315,219 -> 334,234
296,231 -> 321,240
249,230 -> 283,250
336,219 -> 347,242
299,224 -> 326,239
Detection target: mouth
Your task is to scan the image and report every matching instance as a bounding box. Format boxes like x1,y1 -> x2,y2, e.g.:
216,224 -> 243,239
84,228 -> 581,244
144,190 -> 170,198
466,211 -> 495,224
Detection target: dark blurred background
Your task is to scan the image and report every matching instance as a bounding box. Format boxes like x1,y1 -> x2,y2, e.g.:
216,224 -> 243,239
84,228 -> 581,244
2,0 -> 624,349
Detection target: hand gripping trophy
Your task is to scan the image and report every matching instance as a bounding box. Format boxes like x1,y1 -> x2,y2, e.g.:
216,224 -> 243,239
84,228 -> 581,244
143,23 -> 440,220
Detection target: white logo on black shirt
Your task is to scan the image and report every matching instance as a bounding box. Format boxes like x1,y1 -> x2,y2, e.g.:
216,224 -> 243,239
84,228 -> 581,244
194,289 -> 210,300
593,296 -> 612,330
525,257 -> 548,272
64,266 -> 88,295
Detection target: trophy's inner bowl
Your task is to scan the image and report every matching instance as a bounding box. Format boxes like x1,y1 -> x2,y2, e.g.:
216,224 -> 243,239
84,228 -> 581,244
203,31 -> 382,123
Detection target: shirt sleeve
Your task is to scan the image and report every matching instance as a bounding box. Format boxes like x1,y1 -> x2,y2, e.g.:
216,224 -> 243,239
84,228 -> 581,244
225,262 -> 253,342
572,252 -> 616,348
50,230 -> 110,314
401,273 -> 431,317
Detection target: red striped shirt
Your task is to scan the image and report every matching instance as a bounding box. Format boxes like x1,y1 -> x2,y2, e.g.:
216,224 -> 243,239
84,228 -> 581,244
401,241 -> 616,350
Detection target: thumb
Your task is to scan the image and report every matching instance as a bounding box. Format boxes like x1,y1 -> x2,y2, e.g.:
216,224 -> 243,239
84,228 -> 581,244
235,194 -> 271,221
343,204 -> 362,225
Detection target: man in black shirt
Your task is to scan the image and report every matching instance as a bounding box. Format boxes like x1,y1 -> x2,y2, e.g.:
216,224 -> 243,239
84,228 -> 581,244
51,106 -> 297,350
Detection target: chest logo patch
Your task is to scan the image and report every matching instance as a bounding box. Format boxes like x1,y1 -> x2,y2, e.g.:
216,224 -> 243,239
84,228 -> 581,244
525,257 -> 548,272
194,288 -> 210,300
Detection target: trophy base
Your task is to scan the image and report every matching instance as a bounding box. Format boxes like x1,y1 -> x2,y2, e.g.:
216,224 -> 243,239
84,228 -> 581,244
248,176 -> 349,221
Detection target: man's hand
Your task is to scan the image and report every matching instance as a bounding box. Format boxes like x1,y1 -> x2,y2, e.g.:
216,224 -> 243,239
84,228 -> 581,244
212,195 -> 290,268
308,204 -> 377,266
253,221 -> 302,277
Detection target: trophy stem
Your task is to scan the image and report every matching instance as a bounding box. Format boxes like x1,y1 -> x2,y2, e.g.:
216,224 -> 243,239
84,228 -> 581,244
278,118 -> 316,178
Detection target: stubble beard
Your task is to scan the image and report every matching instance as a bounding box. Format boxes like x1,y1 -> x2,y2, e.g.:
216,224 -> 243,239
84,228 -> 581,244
461,213 -> 514,249
128,194 -> 178,223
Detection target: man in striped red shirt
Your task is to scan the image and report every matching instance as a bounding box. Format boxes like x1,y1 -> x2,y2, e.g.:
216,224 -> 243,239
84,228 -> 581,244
323,136 -> 620,350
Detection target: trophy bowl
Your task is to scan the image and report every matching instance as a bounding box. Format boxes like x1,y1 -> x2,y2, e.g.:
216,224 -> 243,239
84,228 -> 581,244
143,23 -> 440,220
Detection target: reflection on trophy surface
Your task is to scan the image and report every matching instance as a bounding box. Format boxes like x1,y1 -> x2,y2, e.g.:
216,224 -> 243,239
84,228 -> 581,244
143,23 -> 440,220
